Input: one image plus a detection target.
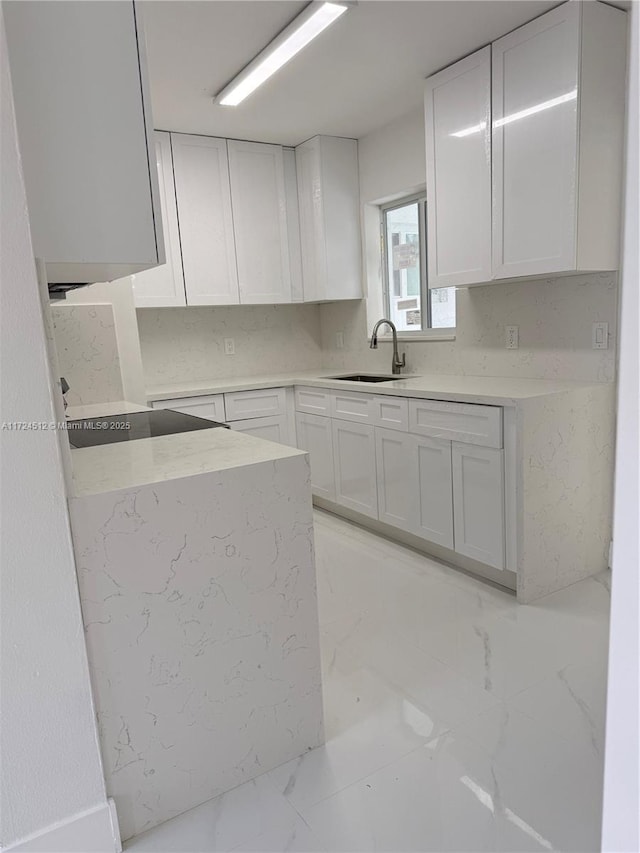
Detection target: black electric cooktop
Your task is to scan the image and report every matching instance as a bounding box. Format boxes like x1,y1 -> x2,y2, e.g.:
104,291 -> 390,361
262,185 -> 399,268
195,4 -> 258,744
67,409 -> 229,449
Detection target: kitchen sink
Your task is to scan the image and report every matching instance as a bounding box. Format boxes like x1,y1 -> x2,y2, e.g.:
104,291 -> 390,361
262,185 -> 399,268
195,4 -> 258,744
327,374 -> 398,383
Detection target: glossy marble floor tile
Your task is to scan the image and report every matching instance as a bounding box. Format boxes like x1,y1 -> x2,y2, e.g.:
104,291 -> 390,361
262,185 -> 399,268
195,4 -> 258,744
126,510 -> 610,852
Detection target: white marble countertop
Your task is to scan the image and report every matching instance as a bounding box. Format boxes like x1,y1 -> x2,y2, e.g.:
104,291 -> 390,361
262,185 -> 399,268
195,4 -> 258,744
146,370 -> 606,407
70,427 -> 307,498
66,399 -> 306,498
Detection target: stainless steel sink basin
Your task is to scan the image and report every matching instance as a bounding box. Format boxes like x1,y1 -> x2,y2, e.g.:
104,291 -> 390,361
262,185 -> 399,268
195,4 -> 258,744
326,374 -> 397,383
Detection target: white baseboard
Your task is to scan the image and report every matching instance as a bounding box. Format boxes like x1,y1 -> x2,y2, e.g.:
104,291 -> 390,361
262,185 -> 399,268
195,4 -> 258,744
4,799 -> 121,853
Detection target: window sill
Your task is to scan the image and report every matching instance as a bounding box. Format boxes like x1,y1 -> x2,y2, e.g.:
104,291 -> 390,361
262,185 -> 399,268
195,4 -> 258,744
368,333 -> 456,343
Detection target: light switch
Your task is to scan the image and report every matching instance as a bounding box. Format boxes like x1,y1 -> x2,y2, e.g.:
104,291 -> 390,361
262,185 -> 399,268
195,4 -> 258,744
592,322 -> 608,350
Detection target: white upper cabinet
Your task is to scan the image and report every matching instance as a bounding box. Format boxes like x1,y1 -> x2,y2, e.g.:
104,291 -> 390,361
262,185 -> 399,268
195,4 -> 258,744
132,132 -> 186,307
425,46 -> 492,287
228,141 -> 292,304
295,136 -> 362,301
424,0 -> 626,287
4,0 -> 163,284
283,148 -> 304,302
492,1 -> 627,279
171,133 -> 239,305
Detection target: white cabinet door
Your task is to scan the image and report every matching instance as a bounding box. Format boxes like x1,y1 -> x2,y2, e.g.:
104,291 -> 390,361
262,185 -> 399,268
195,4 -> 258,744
296,138 -> 324,302
4,0 -> 162,284
171,133 -> 239,305
229,415 -> 289,445
295,136 -> 361,302
295,412 -> 335,501
375,428 -> 414,533
412,435 -> 454,549
425,46 -> 492,287
284,147 -> 304,302
132,132 -> 186,307
227,141 -> 292,304
492,3 -> 580,279
452,442 -> 505,570
332,420 -> 377,519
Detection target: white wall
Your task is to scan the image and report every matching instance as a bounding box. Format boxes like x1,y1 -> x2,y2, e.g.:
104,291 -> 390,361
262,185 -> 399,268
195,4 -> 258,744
0,14 -> 111,850
137,303 -> 323,388
602,1 -> 640,848
320,108 -> 619,385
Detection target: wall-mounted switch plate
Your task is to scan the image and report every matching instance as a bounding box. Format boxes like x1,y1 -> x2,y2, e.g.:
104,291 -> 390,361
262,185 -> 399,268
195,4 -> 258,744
336,331 -> 344,350
592,322 -> 609,349
224,338 -> 235,355
505,326 -> 519,349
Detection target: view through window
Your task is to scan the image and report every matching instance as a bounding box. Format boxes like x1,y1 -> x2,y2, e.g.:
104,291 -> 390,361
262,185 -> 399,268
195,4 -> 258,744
383,197 -> 456,332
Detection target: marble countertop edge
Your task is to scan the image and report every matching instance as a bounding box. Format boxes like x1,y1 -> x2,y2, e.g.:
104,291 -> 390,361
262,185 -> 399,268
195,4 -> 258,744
145,370 -> 610,407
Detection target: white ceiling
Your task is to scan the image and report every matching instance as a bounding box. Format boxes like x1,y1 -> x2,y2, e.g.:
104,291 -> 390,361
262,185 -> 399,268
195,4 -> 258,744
143,0 -> 592,146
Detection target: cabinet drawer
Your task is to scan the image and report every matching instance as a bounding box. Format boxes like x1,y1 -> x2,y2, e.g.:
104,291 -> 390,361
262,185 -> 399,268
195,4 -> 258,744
152,394 -> 226,422
229,414 -> 288,444
372,395 -> 409,431
331,390 -> 374,423
409,399 -> 502,448
224,387 -> 285,421
295,386 -> 331,416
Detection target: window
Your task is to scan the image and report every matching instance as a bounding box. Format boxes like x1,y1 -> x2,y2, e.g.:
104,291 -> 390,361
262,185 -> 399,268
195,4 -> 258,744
382,195 -> 456,332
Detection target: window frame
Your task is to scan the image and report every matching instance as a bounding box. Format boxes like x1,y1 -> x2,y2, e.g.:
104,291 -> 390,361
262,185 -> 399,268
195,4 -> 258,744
380,193 -> 456,337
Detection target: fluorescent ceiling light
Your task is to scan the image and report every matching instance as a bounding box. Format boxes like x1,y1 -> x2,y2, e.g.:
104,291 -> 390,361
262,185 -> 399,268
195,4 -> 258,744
450,88 -> 578,138
215,2 -> 350,107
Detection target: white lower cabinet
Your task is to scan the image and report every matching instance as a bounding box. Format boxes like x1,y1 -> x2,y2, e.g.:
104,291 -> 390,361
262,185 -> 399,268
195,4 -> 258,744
452,442 -> 505,570
375,428 -> 414,533
229,415 -> 289,444
295,412 -> 335,501
295,389 -> 508,575
413,435 -> 454,549
332,420 -> 377,519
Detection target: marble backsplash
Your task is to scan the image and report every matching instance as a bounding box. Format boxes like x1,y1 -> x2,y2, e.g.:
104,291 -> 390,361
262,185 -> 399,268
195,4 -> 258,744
320,272 -> 618,384
137,303 -> 323,386
52,303 -> 124,405
136,273 -> 617,390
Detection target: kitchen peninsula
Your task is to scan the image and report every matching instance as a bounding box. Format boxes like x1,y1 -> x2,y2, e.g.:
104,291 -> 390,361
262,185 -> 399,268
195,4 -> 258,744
67,420 -> 324,841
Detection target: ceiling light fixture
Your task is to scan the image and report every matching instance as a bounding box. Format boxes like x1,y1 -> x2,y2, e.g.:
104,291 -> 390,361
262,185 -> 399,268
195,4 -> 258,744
214,1 -> 351,107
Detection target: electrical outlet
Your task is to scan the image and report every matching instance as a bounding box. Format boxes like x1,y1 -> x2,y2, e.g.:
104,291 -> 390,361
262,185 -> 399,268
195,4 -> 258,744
592,322 -> 609,350
336,331 -> 344,350
505,326 -> 519,349
224,338 -> 235,355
